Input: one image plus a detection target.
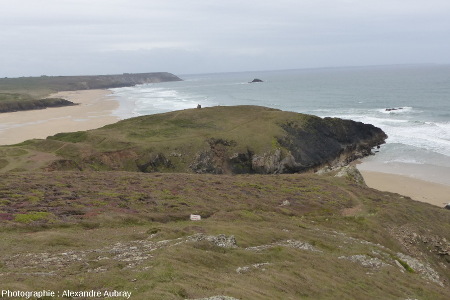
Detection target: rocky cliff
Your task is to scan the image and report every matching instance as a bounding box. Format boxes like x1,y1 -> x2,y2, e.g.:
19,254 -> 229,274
189,112 -> 386,174
0,106 -> 387,174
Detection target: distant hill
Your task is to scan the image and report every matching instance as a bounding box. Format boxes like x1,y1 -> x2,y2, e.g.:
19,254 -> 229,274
0,72 -> 182,112
0,105 -> 386,174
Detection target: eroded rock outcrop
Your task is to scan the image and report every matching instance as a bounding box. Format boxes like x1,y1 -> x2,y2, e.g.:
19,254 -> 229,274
190,112 -> 386,174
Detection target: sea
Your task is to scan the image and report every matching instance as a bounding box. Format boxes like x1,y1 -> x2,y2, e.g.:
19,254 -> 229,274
109,65 -> 450,186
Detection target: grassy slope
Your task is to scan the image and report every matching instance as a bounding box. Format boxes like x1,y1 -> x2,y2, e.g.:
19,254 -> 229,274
0,171 -> 449,299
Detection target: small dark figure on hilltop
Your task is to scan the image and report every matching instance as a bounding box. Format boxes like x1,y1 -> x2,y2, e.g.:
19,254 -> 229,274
197,104 -> 202,109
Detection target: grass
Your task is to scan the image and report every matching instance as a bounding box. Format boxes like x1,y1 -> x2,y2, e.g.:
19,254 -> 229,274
13,212 -> 54,223
0,171 -> 448,299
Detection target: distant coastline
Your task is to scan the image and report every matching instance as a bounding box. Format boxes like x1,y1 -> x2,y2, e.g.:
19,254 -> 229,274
0,89 -> 119,145
0,72 -> 182,113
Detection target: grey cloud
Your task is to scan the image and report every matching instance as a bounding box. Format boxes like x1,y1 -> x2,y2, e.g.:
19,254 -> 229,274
1,0 -> 450,77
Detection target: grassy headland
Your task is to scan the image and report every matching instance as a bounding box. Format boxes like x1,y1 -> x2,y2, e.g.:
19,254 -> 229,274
0,105 -> 386,174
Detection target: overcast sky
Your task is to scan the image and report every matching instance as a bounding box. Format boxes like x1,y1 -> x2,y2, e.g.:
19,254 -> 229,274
1,0 -> 450,77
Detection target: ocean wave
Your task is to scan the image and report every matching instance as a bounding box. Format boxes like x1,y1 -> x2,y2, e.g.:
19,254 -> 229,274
383,158 -> 424,164
112,85 -> 217,118
323,113 -> 450,157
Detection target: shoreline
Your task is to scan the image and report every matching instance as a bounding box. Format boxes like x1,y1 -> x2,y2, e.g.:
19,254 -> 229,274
0,89 -> 120,145
359,169 -> 450,208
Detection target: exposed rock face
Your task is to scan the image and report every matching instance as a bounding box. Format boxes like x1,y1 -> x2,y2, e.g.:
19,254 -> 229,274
335,165 -> 367,186
188,234 -> 237,248
190,139 -> 240,174
277,117 -> 386,172
190,115 -> 386,174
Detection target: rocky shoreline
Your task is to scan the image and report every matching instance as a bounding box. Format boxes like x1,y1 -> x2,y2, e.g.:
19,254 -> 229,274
0,98 -> 77,113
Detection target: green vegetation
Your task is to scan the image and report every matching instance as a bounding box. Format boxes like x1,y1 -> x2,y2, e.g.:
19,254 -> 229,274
14,212 -> 53,223
48,131 -> 88,143
396,257 -> 415,273
0,171 -> 448,299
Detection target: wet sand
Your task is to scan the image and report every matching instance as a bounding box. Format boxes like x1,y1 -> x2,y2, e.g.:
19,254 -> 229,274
359,170 -> 450,208
0,89 -> 119,145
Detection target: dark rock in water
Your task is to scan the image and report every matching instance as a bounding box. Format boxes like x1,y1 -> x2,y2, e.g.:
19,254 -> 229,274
445,203 -> 450,210
385,107 -> 403,111
250,78 -> 263,83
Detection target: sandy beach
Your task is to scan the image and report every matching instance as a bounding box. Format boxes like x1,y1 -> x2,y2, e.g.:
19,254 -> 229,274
0,89 -> 119,145
359,170 -> 450,208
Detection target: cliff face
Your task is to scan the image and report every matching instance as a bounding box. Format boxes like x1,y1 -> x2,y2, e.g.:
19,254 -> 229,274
190,114 -> 387,174
276,117 -> 387,172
